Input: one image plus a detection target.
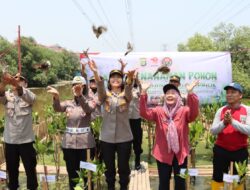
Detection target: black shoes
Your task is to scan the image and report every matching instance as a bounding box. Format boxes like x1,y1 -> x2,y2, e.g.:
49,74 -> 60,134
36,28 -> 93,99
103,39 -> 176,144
135,163 -> 141,170
135,156 -> 141,170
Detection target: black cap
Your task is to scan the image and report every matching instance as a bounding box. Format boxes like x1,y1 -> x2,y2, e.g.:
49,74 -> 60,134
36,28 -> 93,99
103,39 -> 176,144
170,75 -> 180,83
163,84 -> 180,94
109,70 -> 123,78
89,76 -> 104,82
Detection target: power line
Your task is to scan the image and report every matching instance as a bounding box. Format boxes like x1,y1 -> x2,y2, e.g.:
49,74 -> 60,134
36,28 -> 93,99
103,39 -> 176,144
86,0 -> 119,50
224,2 -> 250,23
124,0 -> 135,48
96,0 -> 123,47
86,0 -> 106,24
71,0 -> 115,51
173,0 -> 219,44
174,0 -> 248,49
198,0 -> 246,33
71,0 -> 93,25
102,36 -> 116,51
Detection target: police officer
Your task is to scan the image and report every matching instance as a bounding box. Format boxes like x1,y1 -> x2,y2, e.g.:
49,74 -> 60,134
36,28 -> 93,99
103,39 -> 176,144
47,76 -> 96,190
169,75 -> 187,105
0,73 -> 38,190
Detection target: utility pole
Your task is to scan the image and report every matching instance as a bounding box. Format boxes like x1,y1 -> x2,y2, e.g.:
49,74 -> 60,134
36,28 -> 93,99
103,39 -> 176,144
162,43 -> 168,51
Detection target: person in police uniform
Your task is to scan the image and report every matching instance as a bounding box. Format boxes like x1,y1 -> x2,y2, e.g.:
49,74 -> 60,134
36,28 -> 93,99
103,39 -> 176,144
88,60 -> 135,190
47,75 -> 96,190
80,62 -> 102,120
0,74 -> 38,190
88,76 -> 103,119
169,75 -> 187,105
128,72 -> 143,170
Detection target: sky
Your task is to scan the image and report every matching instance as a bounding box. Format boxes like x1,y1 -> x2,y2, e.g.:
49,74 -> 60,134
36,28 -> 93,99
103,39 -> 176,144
0,0 -> 250,53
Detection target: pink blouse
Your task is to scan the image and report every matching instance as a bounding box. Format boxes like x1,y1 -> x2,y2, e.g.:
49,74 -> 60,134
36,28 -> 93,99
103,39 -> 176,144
140,93 -> 199,165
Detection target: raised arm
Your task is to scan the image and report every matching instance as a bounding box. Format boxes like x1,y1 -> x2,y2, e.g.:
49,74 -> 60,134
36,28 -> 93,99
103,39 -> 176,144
139,81 -> 156,121
96,79 -> 107,104
185,80 -> 199,122
73,84 -> 96,114
88,60 -> 101,82
118,58 -> 127,74
81,61 -> 89,95
124,69 -> 135,102
47,86 -> 66,112
0,82 -> 7,105
88,60 -> 106,103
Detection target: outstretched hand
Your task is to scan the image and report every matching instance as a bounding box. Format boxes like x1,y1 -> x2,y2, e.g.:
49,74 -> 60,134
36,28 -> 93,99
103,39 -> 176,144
88,60 -> 98,73
72,84 -> 83,97
140,81 -> 151,94
185,80 -> 199,93
2,72 -> 19,87
127,69 -> 136,80
118,58 -> 128,72
47,86 -> 59,99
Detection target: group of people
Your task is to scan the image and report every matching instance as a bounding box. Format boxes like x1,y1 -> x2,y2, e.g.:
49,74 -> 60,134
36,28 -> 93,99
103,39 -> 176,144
0,59 -> 249,190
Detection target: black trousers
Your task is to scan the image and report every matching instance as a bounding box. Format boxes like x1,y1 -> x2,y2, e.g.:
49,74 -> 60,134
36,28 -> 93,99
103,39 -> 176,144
5,142 -> 38,190
63,148 -> 95,190
129,118 -> 143,156
100,141 -> 132,190
156,156 -> 187,190
212,145 -> 249,182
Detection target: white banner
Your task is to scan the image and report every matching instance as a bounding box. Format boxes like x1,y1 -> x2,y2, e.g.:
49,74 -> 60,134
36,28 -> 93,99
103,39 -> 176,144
81,52 -> 232,104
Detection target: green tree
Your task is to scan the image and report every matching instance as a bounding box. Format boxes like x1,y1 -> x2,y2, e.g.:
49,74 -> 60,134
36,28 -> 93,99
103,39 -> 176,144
177,23 -> 250,96
178,33 -> 216,51
0,36 -> 80,87
209,22 -> 235,51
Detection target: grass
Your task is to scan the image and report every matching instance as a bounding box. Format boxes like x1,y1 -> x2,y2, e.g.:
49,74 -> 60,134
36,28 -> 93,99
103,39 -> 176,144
242,98 -> 250,106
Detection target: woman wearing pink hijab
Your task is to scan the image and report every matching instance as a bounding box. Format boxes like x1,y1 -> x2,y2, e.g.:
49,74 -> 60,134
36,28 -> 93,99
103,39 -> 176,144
140,81 -> 199,190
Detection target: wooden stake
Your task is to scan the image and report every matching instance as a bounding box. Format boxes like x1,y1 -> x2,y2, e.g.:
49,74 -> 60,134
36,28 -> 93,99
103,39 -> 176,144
170,177 -> 174,190
186,155 -> 191,190
87,149 -> 92,190
229,161 -> 234,190
42,166 -> 49,190
147,122 -> 152,163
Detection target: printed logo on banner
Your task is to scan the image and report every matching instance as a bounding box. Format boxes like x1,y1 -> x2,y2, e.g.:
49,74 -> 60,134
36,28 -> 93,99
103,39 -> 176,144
140,58 -> 147,66
162,57 -> 172,67
150,57 -> 159,64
